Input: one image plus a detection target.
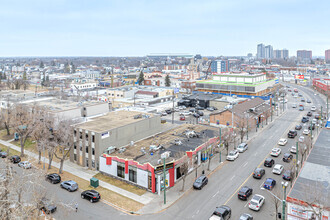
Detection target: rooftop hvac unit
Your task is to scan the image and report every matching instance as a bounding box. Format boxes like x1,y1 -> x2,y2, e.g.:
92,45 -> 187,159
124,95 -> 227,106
161,151 -> 171,159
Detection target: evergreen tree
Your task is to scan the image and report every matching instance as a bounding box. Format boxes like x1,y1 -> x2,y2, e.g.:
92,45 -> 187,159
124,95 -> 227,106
23,72 -> 27,80
138,71 -> 144,85
165,74 -> 171,87
40,61 -> 44,68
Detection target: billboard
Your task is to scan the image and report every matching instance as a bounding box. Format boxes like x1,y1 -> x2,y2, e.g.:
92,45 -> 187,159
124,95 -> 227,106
295,75 -> 305,79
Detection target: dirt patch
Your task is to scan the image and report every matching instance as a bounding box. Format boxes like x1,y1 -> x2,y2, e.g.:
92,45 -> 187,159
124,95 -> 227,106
93,173 -> 146,196
0,129 -> 14,141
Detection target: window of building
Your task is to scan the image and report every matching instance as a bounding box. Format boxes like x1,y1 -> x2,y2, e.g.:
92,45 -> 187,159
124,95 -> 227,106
79,132 -> 82,139
117,163 -> 125,178
74,144 -> 77,149
74,154 -> 77,161
86,147 -> 88,153
129,167 -> 137,183
92,148 -> 95,155
92,135 -> 95,143
74,130 -> 77,135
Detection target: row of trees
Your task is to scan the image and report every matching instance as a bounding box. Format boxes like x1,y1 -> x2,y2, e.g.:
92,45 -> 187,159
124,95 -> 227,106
0,103 -> 73,174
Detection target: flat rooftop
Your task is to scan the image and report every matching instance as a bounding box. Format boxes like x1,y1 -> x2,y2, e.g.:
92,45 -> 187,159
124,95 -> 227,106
109,124 -> 218,167
196,79 -> 275,86
288,128 -> 330,207
75,110 -> 153,133
29,99 -> 103,112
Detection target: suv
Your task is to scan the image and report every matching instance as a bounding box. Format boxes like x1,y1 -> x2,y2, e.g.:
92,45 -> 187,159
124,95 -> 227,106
45,173 -> 61,184
193,175 -> 208,190
264,158 -> 274,167
307,111 -> 312,117
238,186 -> 253,200
10,155 -> 21,163
60,180 -> 78,192
283,153 -> 293,162
209,205 -> 231,220
287,130 -> 297,138
252,168 -> 265,179
38,198 -> 57,214
81,190 -> 101,203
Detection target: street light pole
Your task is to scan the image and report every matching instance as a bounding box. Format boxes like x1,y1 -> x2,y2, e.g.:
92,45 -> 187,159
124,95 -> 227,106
219,127 -> 222,163
172,96 -> 175,124
246,115 -> 249,140
163,157 -> 166,205
282,181 -> 288,220
296,141 -> 299,177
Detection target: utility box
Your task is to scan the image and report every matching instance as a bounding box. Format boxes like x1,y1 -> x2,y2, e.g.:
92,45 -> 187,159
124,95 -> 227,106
90,177 -> 99,188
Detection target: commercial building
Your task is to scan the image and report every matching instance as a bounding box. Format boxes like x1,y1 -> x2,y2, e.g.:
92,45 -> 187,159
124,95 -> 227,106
297,50 -> 312,60
274,49 -> 289,59
257,44 -> 265,59
209,98 -> 271,128
196,73 -> 277,97
99,124 -> 219,194
265,45 -> 274,59
325,49 -> 330,62
71,110 -> 162,169
286,128 -> 330,220
312,78 -> 330,95
211,60 -> 229,73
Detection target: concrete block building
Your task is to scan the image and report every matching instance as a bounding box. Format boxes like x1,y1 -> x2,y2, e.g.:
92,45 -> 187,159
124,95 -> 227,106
71,110 -> 162,170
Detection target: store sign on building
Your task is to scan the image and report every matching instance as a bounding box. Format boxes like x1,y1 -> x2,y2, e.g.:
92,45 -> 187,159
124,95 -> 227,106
101,132 -> 109,139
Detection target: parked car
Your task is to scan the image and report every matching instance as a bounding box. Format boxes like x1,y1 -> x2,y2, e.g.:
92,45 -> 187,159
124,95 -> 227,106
270,148 -> 281,157
60,180 -> 78,192
283,153 -> 293,162
295,124 -> 302,130
283,170 -> 293,181
301,98 -> 305,102
287,130 -> 297,138
312,119 -> 317,124
38,198 -> 57,214
272,164 -> 284,175
165,109 -> 172,114
10,155 -> 21,163
178,105 -> 186,110
311,106 -> 316,111
207,106 -> 217,111
264,158 -> 275,167
81,190 -> 101,203
179,115 -> 185,121
237,143 -> 248,153
197,110 -> 204,116
161,112 -> 167,116
301,116 -> 309,123
226,150 -> 239,161
189,108 -> 196,113
239,213 -> 253,220
248,194 -> 265,211
45,173 -> 61,184
209,205 -> 231,220
193,175 -> 208,190
307,111 -> 312,117
299,136 -> 305,143
238,186 -> 253,200
303,129 -> 310,135
263,178 -> 276,190
299,106 -> 304,111
292,103 -> 297,108
308,124 -> 315,130
196,106 -> 204,110
278,138 -> 288,146
307,100 -> 312,103
290,146 -> 297,154
192,113 -> 200,118
314,114 -> 320,119
0,151 -> 8,158
252,168 -> 265,179
18,161 -> 32,169
180,111 -> 191,116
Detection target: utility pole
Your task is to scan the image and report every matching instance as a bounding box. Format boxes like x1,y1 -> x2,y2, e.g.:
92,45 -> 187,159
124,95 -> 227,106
162,156 -> 166,205
219,127 -> 222,163
172,96 -> 175,124
270,96 -> 273,122
282,181 -> 288,220
296,141 -> 299,177
246,115 -> 249,140
310,120 -> 313,149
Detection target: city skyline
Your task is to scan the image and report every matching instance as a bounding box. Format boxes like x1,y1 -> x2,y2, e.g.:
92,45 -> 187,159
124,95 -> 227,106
0,0 -> 329,57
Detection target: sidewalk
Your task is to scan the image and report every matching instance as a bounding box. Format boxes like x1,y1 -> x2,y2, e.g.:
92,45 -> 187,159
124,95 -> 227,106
0,139 -> 153,205
137,106 -> 288,214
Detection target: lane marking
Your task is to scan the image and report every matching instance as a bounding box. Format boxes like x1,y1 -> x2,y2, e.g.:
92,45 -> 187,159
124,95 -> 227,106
244,201 -> 249,207
230,175 -> 235,181
243,162 -> 248,167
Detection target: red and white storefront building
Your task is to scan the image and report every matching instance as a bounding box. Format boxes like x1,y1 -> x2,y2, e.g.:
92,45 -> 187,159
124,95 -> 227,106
99,137 -> 219,194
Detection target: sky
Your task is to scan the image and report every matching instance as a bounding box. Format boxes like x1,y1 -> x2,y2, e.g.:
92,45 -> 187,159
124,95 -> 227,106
0,0 -> 329,57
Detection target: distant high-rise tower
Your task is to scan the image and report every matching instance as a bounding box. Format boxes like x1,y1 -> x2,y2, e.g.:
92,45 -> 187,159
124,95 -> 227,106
257,44 -> 265,59
282,49 -> 289,59
265,45 -> 273,59
325,49 -> 330,62
274,49 -> 289,59
297,50 -> 312,60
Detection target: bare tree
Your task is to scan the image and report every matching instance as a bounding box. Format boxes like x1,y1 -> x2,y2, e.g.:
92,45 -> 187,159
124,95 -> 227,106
180,159 -> 189,192
53,120 -> 74,173
299,136 -> 311,167
270,188 -> 282,220
0,96 -> 14,136
221,127 -> 235,155
11,103 -> 38,157
235,116 -> 247,143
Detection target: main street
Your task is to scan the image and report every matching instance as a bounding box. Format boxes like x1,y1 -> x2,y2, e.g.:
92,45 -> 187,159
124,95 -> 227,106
2,84 -> 324,220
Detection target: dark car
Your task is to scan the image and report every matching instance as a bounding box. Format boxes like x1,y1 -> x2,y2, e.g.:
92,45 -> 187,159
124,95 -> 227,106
10,155 -> 21,163
283,170 -> 292,181
287,130 -> 297,138
38,198 -> 57,214
301,116 -> 309,123
239,213 -> 253,220
211,205 -> 231,220
264,158 -> 275,167
189,108 -> 196,113
308,124 -> 315,130
165,109 -> 172,114
45,173 -> 61,184
263,178 -> 276,190
252,168 -> 265,179
192,113 -> 200,118
301,98 -> 305,102
0,151 -> 8,158
295,124 -> 302,130
193,175 -> 208,190
81,190 -> 101,203
307,111 -> 312,117
196,106 -> 204,110
314,114 -> 320,119
238,186 -> 253,200
283,153 -> 293,162
307,100 -> 311,103
197,110 -> 204,116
